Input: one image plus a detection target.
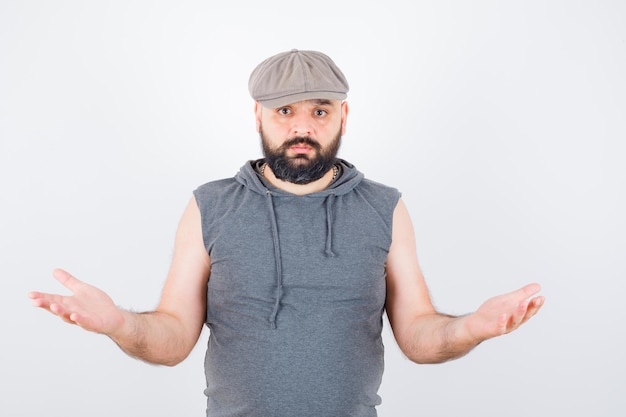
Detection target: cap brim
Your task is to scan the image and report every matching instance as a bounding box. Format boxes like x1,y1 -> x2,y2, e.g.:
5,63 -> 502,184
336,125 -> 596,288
258,91 -> 347,109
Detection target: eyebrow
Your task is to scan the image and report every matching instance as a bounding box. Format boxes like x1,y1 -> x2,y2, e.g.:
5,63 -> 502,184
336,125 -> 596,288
311,99 -> 333,106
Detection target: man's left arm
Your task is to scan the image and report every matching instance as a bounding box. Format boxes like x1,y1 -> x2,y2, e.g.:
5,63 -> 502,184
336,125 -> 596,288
385,199 -> 544,364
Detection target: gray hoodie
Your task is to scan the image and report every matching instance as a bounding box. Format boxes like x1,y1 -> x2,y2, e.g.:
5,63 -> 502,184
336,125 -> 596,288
194,159 -> 401,417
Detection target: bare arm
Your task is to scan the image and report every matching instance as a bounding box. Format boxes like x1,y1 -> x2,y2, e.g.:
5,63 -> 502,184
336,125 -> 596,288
29,196 -> 211,366
385,199 -> 544,364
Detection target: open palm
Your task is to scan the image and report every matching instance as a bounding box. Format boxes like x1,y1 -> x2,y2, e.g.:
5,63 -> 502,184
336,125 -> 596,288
29,269 -> 125,335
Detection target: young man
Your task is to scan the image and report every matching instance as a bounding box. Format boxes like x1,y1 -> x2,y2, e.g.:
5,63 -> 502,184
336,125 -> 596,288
30,49 -> 544,416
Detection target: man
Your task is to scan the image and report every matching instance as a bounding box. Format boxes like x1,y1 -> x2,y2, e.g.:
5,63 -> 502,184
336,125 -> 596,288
29,49 -> 544,416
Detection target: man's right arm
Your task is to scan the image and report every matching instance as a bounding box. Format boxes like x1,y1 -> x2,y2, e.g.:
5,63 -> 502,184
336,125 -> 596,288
29,196 -> 211,366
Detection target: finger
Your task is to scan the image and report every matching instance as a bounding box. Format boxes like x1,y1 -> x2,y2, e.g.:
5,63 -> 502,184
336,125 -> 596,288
68,311 -> 98,331
50,302 -> 80,325
519,296 -> 545,325
518,283 -> 542,298
496,313 -> 508,334
501,283 -> 542,306
30,296 -> 53,311
29,292 -> 66,310
52,268 -> 84,293
49,301 -> 68,317
28,291 -> 46,302
512,299 -> 531,328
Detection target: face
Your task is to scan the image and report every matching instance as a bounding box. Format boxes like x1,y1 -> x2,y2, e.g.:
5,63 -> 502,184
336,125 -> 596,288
255,99 -> 349,184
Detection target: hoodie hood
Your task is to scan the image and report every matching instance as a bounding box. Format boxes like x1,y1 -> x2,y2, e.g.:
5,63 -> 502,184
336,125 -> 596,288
234,158 -> 364,328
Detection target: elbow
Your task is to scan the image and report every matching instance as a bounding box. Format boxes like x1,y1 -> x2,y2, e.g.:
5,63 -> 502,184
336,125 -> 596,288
396,334 -> 461,365
405,353 -> 454,365
399,341 -> 470,365
161,357 -> 186,367
400,346 -> 439,365
400,348 -> 459,365
396,338 -> 430,364
141,352 -> 189,367
157,344 -> 195,367
404,354 -> 426,364
127,341 -> 193,367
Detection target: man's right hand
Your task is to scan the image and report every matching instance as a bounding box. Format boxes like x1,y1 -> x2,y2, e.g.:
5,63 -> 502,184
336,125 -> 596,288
28,197 -> 210,366
29,268 -> 125,336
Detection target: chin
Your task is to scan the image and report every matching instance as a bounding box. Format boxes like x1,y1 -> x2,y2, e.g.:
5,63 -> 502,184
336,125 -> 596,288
288,155 -> 314,165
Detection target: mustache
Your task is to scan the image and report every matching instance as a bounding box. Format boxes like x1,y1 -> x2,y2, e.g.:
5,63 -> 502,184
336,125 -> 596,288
280,136 -> 321,151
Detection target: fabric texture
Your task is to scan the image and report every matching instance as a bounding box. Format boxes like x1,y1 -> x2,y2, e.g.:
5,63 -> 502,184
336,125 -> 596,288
193,159 -> 401,417
248,49 -> 349,108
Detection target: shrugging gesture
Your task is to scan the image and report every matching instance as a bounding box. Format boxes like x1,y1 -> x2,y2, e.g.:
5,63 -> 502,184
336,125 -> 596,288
29,268 -> 124,335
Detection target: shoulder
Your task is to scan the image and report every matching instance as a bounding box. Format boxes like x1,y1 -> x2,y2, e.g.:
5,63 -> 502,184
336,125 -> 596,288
354,177 -> 403,215
358,177 -> 401,199
338,159 -> 401,203
194,177 -> 239,196
341,177 -> 402,233
191,178 -> 244,224
194,160 -> 265,202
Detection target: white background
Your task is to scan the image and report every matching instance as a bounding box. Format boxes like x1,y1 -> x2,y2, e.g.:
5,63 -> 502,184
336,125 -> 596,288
1,1 -> 624,416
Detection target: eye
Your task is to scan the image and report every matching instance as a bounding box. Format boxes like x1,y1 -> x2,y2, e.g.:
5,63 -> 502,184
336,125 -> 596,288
278,107 -> 291,115
314,109 -> 328,117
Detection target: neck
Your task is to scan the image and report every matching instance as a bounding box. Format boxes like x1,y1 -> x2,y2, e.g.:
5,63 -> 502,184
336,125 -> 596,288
262,164 -> 337,196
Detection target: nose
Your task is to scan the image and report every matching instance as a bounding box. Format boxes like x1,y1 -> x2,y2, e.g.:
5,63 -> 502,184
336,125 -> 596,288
290,112 -> 313,137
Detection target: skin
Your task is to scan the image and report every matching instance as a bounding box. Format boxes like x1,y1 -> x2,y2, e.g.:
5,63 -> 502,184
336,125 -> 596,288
385,199 -> 543,363
30,196 -> 210,366
29,98 -> 544,366
255,98 -> 348,195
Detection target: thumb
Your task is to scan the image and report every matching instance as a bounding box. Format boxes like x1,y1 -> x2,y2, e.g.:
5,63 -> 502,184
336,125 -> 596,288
52,268 -> 84,293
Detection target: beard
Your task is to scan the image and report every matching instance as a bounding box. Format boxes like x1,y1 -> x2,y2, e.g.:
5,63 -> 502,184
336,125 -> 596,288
260,126 -> 342,185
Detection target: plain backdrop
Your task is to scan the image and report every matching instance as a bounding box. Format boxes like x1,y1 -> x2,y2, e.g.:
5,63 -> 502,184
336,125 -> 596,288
1,1 -> 624,416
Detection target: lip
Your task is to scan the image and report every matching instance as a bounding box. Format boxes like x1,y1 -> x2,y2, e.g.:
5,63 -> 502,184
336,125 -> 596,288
290,144 -> 313,154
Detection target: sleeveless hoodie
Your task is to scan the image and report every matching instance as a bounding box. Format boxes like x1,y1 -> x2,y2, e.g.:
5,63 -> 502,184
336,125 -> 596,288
193,159 -> 401,417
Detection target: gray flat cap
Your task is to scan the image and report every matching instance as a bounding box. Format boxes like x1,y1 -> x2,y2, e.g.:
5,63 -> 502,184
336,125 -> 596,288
248,49 -> 349,108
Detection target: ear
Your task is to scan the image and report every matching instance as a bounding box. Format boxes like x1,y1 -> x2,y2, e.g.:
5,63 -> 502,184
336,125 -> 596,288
254,101 -> 263,133
340,101 -> 349,136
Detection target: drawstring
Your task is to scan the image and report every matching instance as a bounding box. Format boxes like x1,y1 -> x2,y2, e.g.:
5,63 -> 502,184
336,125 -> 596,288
265,190 -> 283,329
324,193 -> 336,257
264,190 -> 336,328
